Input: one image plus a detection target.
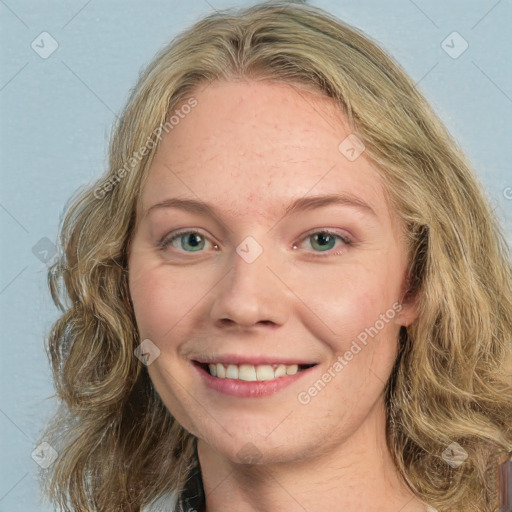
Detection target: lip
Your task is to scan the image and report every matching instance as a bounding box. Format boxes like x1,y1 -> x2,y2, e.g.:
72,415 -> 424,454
192,360 -> 319,398
192,355 -> 318,366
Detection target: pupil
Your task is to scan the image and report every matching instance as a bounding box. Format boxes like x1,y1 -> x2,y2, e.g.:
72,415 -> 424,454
313,233 -> 335,251
184,233 -> 204,251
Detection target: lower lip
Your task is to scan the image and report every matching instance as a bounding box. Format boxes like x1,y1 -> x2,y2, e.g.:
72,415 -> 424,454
192,362 -> 317,398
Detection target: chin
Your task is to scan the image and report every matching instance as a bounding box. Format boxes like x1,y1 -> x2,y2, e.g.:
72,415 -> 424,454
200,430 -> 314,467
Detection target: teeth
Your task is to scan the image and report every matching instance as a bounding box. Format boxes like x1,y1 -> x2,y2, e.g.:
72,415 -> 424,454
286,364 -> 298,375
274,364 -> 287,377
256,365 -> 275,381
239,364 -> 257,381
226,364 -> 238,379
216,363 -> 226,378
205,362 -> 305,381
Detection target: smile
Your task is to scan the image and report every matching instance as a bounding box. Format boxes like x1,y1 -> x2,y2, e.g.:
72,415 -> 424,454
198,362 -> 316,381
192,360 -> 319,398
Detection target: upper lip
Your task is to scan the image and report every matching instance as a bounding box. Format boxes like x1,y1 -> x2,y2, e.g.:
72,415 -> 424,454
192,355 -> 318,366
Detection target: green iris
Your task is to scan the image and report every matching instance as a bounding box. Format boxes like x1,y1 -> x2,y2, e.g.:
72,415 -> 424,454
172,230 -> 340,253
310,232 -> 337,251
179,233 -> 205,252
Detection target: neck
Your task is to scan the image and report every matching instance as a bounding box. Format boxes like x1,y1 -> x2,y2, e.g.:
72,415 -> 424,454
196,397 -> 430,512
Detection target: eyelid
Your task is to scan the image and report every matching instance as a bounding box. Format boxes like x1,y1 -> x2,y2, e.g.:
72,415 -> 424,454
297,227 -> 352,245
157,227 -> 217,250
158,227 -> 353,255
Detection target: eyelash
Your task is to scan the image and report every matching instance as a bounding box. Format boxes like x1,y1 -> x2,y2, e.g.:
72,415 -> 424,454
157,228 -> 353,258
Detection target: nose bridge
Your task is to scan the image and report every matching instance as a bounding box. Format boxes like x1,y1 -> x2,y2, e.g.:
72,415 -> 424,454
210,233 -> 288,327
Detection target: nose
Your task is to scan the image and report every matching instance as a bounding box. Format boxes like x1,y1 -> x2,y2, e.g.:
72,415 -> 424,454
209,238 -> 290,329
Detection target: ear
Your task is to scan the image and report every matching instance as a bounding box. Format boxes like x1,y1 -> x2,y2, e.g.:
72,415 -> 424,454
394,274 -> 420,327
394,295 -> 419,327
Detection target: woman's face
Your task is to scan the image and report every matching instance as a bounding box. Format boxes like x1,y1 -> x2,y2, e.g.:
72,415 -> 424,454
128,79 -> 418,465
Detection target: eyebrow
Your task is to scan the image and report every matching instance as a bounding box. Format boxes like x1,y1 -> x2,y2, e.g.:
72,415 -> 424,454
144,193 -> 377,220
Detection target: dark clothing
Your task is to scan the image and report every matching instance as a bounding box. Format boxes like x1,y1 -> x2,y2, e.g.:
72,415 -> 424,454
175,439 -> 206,512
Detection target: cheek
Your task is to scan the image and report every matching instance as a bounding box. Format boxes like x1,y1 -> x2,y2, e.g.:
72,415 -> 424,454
129,263 -> 188,339
296,260 -> 401,348
129,258 -> 221,342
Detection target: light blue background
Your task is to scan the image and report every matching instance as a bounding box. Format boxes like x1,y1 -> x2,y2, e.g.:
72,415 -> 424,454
1,1 -> 511,510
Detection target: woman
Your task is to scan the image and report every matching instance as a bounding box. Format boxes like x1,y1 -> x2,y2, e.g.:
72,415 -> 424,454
37,1 -> 512,511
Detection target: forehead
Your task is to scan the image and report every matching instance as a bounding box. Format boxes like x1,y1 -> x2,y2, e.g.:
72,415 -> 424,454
139,80 -> 393,225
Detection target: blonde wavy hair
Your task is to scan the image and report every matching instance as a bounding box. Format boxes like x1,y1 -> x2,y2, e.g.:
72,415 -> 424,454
37,1 -> 512,511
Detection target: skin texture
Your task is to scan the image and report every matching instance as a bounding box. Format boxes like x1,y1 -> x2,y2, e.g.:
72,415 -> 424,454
128,79 -> 430,512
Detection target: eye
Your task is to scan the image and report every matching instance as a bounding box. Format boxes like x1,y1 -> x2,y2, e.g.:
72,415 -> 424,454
157,228 -> 352,256
158,230 -> 217,253
293,229 -> 352,257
